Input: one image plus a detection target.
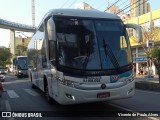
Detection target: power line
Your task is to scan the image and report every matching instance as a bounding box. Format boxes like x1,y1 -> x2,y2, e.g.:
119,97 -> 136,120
96,0 -> 110,10
121,0 -> 149,16
120,3 -> 130,11
60,0 -> 70,8
104,0 -> 122,12
124,0 -> 149,15
116,0 -> 129,9
118,0 -> 139,12
116,0 -> 140,14
68,0 -> 77,8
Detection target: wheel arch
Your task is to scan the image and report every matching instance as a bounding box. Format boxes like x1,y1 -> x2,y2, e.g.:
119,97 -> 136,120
43,75 -> 48,92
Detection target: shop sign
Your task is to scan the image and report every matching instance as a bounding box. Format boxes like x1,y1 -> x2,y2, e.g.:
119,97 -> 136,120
133,57 -> 147,62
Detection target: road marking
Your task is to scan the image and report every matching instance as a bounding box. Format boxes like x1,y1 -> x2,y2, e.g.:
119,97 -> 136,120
7,90 -> 19,98
5,100 -> 14,120
106,102 -> 133,112
23,88 -> 39,96
5,100 -> 12,111
3,79 -> 30,85
105,102 -> 160,120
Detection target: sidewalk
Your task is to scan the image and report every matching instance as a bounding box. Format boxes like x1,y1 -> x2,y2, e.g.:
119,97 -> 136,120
134,75 -> 160,92
135,74 -> 159,78
134,75 -> 159,83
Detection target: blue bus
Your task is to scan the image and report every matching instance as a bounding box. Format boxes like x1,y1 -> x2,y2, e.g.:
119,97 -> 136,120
13,56 -> 28,78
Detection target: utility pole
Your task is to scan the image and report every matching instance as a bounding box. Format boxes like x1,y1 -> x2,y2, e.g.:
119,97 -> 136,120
32,0 -> 35,27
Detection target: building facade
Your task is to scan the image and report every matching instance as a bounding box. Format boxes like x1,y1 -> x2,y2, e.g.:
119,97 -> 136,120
107,5 -> 124,15
130,0 -> 150,17
34,39 -> 43,50
16,37 -> 31,47
75,2 -> 93,10
9,32 -> 32,57
125,8 -> 160,76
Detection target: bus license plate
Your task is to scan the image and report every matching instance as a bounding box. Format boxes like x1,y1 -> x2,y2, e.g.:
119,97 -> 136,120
97,93 -> 110,98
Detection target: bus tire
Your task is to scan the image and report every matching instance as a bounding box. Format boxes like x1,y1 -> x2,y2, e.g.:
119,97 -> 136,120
17,74 -> 21,78
45,84 -> 53,104
32,84 -> 37,89
30,73 -> 37,89
30,73 -> 32,82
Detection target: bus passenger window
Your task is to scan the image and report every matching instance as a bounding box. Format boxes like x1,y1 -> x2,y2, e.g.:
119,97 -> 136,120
49,41 -> 56,65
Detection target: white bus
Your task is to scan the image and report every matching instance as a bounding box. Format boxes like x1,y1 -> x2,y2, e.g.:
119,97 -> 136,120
27,9 -> 142,105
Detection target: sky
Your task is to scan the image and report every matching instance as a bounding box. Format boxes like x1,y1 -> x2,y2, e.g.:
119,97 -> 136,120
0,0 -> 159,47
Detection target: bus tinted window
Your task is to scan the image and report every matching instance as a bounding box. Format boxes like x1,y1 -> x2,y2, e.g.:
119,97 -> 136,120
95,20 -> 132,69
17,57 -> 28,70
55,18 -> 131,70
55,18 -> 101,70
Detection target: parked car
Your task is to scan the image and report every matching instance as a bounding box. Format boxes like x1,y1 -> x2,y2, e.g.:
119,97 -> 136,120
0,74 -> 5,82
0,66 -> 8,74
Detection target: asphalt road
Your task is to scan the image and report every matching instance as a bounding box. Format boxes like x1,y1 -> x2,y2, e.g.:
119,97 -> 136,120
109,89 -> 160,111
0,73 -> 159,120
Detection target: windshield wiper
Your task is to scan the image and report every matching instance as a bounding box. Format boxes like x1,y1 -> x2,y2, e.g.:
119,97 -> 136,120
22,59 -> 28,69
102,38 -> 120,71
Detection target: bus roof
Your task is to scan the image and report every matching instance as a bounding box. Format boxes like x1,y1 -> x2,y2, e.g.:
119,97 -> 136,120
38,9 -> 120,29
46,9 -> 120,19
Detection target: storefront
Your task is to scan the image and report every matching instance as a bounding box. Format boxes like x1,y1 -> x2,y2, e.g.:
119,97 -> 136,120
133,56 -> 156,76
133,57 -> 147,74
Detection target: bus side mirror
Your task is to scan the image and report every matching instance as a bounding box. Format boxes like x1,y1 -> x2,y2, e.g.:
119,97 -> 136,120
47,17 -> 56,41
125,24 -> 143,43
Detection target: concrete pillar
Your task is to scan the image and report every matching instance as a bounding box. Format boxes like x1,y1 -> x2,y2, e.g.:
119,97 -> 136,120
10,29 -> 16,56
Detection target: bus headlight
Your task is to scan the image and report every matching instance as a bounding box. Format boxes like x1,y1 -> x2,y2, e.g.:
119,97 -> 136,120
123,76 -> 134,84
57,77 -> 81,88
18,70 -> 22,73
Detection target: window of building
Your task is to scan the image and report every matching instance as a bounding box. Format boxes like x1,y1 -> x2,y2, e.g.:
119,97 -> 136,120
153,19 -> 160,27
132,48 -> 136,58
138,47 -> 145,57
141,22 -> 150,31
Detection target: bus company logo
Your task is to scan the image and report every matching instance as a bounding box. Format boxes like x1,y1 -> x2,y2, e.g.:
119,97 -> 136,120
111,75 -> 119,81
1,112 -> 42,118
2,112 -> 11,117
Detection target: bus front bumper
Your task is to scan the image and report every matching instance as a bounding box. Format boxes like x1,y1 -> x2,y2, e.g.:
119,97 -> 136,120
56,80 -> 135,105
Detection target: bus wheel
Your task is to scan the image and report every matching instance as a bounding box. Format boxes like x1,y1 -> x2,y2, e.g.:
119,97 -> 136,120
45,85 -> 53,104
17,75 -> 21,78
30,73 -> 36,89
32,84 -> 37,89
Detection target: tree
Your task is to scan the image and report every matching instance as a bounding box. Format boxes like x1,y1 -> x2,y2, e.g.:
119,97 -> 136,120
0,47 -> 12,66
129,27 -> 160,77
148,46 -> 160,84
142,27 -> 160,79
15,45 -> 27,56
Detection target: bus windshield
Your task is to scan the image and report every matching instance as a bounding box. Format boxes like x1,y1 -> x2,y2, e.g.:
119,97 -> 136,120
17,57 -> 28,70
55,17 -> 132,71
